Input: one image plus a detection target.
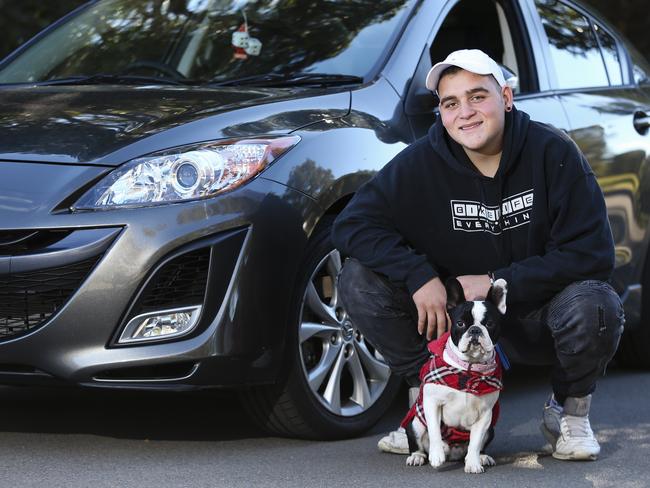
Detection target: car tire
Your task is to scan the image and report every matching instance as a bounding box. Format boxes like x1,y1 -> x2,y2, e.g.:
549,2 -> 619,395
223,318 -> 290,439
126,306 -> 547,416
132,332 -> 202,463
617,252 -> 650,369
240,215 -> 401,439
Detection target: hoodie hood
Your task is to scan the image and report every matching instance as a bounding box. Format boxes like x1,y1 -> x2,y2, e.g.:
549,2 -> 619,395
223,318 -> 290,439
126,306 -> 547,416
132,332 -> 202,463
427,106 -> 531,179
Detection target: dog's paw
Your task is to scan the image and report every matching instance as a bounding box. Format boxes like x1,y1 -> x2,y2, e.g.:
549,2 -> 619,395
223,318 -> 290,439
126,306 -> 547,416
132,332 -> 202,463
406,452 -> 427,467
464,460 -> 485,474
465,462 -> 485,474
428,447 -> 446,468
464,453 -> 487,474
480,454 -> 496,467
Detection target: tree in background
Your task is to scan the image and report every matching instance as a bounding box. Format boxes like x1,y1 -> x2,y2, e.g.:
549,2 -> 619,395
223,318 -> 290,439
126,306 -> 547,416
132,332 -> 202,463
586,0 -> 647,55
0,0 -> 86,58
0,0 -> 648,63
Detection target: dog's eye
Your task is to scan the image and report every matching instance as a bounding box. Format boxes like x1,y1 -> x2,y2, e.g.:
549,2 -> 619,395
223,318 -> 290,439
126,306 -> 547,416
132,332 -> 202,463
456,321 -> 466,328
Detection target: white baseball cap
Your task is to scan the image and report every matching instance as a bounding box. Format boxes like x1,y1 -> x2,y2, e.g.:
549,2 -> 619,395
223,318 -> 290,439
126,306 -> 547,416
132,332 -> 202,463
425,49 -> 506,92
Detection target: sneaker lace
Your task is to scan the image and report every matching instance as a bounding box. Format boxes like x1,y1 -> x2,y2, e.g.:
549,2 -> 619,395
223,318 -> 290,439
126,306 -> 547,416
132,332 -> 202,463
562,415 -> 593,438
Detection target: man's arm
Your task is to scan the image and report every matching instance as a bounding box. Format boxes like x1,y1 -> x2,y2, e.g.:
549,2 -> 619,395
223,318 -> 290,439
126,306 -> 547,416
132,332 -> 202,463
492,149 -> 615,304
331,160 -> 437,296
332,161 -> 448,338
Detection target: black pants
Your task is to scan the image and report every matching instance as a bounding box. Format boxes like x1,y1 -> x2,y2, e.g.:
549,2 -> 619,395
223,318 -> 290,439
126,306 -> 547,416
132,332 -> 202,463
338,258 -> 624,399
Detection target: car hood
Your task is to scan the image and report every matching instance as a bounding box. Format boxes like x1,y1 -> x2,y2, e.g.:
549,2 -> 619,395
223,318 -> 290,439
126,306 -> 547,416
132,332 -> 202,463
0,84 -> 350,166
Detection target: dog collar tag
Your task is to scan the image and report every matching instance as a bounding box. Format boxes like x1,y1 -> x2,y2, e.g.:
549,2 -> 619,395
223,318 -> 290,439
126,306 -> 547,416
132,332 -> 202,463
495,344 -> 510,370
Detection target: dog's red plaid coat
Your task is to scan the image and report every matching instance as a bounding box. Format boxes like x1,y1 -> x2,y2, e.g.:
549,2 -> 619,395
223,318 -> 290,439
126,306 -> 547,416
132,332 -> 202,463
400,332 -> 503,445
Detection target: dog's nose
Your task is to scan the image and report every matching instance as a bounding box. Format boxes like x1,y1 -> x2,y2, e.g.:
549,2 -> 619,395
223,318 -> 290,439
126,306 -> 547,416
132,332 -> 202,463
468,326 -> 482,336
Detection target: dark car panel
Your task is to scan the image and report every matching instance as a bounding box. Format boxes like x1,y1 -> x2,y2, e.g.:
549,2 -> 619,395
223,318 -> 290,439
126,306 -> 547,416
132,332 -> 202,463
528,0 -> 650,339
559,89 -> 650,291
0,86 -> 350,164
1,0 -> 650,438
263,78 -> 410,204
0,162 -> 109,219
0,176 -> 317,387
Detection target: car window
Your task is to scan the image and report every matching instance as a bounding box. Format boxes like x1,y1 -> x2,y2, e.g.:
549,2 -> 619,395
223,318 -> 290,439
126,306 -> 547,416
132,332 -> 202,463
625,42 -> 650,85
0,0 -> 413,84
429,0 -> 528,94
534,0 -> 608,89
594,23 -> 622,86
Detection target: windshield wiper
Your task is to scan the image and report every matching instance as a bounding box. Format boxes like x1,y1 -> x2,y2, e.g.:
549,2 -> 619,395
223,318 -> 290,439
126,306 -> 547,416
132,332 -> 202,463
209,72 -> 364,87
33,73 -> 189,86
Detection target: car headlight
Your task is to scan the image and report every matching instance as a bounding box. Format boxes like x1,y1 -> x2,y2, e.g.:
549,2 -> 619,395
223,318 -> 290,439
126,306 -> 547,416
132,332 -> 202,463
72,135 -> 300,210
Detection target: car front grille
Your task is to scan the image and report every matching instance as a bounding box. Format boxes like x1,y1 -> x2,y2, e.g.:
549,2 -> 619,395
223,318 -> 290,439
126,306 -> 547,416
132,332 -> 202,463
112,230 -> 248,348
0,257 -> 99,340
0,229 -> 73,255
134,247 -> 210,315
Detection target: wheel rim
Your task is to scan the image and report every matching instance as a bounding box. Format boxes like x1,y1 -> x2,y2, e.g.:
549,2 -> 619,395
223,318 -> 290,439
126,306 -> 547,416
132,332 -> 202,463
298,249 -> 392,417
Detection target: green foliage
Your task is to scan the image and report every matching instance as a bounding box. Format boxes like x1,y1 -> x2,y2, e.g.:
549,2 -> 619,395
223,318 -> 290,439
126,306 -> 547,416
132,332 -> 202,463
582,0 -> 650,61
0,0 -> 648,65
0,0 -> 86,59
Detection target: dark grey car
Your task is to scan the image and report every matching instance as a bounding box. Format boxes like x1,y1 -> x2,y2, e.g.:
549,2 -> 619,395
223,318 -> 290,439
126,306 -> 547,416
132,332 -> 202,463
0,0 -> 649,439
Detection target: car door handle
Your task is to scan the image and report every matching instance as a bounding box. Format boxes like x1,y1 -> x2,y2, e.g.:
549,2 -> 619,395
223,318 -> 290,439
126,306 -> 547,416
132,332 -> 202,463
633,111 -> 650,135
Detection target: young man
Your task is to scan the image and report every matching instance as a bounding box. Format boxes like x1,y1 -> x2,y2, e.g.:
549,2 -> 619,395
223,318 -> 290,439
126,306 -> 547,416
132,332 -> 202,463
332,49 -> 624,461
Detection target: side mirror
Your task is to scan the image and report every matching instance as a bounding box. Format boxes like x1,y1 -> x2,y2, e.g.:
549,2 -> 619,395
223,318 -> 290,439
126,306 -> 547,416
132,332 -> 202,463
500,64 -> 519,93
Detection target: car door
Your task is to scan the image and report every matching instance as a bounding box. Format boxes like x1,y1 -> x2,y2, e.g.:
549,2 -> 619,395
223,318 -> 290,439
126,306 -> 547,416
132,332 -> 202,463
530,0 -> 650,310
404,0 -> 570,140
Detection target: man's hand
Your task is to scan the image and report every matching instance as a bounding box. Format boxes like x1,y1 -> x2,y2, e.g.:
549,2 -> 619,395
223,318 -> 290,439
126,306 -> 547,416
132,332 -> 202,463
412,277 -> 449,340
457,274 -> 492,301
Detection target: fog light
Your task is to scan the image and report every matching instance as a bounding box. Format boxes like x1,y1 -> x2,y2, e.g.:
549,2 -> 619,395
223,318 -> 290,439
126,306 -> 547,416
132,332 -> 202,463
118,306 -> 202,344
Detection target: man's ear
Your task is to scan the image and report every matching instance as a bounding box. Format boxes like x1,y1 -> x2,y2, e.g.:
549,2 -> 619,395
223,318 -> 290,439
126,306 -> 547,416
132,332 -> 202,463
445,277 -> 465,310
487,278 -> 508,314
502,85 -> 514,110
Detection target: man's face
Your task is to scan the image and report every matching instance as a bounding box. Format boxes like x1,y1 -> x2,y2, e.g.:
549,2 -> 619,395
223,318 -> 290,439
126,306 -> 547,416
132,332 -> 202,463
438,70 -> 512,157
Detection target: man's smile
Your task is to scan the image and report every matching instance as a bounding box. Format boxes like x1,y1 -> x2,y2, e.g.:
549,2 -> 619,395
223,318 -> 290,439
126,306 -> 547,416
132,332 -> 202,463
459,121 -> 483,131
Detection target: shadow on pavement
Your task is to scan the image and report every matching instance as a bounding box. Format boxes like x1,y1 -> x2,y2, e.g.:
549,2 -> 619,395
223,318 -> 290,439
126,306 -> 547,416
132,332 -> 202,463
0,363 -> 638,447
0,386 -> 266,441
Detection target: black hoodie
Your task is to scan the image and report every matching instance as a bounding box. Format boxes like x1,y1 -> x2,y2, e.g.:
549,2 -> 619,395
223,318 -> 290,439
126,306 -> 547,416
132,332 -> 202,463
332,107 -> 615,304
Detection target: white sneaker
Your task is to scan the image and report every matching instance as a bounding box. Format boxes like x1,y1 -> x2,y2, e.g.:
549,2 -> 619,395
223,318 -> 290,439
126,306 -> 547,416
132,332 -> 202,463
553,395 -> 600,461
553,414 -> 600,460
378,387 -> 418,455
540,394 -> 563,446
377,426 -> 409,454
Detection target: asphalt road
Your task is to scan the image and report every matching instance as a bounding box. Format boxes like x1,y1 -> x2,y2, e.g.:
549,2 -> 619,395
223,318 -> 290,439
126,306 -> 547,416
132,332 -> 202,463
0,364 -> 648,488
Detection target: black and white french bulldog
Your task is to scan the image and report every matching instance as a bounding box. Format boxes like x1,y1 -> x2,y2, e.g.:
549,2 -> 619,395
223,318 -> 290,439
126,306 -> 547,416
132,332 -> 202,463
404,277 -> 507,474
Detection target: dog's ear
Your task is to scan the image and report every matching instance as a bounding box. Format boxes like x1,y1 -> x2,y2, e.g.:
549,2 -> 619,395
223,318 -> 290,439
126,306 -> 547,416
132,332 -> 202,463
445,277 -> 465,310
487,278 -> 508,314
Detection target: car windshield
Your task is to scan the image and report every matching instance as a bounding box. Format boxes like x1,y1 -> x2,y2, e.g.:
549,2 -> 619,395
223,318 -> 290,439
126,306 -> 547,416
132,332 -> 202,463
0,0 -> 413,85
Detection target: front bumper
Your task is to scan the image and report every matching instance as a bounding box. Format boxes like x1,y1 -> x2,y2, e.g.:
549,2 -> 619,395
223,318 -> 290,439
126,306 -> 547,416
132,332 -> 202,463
0,162 -> 317,389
